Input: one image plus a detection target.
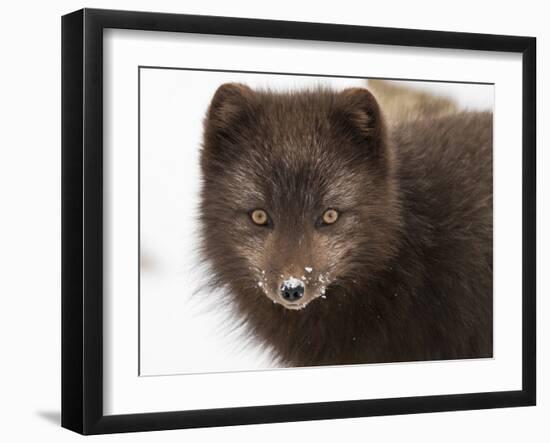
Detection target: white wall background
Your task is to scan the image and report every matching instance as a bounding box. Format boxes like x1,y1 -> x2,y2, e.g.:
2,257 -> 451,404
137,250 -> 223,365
0,0 -> 546,441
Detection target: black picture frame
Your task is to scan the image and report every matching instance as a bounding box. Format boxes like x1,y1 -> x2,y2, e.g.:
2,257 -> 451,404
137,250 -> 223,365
61,8 -> 537,435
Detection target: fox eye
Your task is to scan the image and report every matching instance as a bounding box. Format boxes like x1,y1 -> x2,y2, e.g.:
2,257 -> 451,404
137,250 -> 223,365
250,209 -> 270,226
320,208 -> 339,225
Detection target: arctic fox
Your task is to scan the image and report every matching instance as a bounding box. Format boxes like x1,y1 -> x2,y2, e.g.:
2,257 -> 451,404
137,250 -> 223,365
199,81 -> 492,367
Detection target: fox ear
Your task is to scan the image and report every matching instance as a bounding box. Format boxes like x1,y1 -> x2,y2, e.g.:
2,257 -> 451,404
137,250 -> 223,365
205,83 -> 255,142
336,87 -> 387,159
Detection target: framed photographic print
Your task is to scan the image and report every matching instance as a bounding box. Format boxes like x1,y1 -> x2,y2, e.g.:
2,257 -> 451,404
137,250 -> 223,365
61,8 -> 536,434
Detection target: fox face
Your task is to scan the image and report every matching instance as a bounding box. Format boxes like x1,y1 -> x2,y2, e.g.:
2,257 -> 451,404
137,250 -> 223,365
199,83 -> 401,311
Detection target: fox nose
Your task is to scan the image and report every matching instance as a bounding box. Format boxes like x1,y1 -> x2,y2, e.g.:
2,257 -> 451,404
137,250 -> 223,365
280,278 -> 305,302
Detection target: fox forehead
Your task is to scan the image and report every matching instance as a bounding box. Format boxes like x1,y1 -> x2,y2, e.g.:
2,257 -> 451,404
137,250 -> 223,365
221,154 -> 369,211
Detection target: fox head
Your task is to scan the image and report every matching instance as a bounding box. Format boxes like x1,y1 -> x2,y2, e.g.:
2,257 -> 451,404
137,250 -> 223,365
199,83 -> 401,311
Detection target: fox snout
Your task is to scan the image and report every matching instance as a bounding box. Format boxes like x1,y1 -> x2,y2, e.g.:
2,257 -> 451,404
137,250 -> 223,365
280,277 -> 305,302
257,267 -> 331,310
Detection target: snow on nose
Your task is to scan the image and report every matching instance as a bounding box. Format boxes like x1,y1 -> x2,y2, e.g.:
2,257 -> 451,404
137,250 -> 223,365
280,277 -> 305,302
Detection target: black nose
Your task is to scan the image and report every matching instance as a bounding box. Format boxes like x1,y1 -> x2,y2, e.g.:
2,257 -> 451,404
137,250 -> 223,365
280,278 -> 305,302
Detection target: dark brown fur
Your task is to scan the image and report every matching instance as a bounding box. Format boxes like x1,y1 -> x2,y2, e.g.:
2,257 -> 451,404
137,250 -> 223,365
199,83 -> 492,367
